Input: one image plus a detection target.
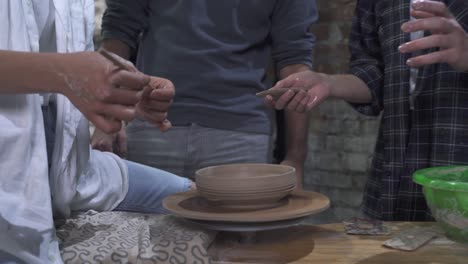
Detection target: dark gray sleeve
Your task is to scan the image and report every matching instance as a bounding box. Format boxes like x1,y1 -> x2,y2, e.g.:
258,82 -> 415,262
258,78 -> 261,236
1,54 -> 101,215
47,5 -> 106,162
101,0 -> 149,49
270,0 -> 318,71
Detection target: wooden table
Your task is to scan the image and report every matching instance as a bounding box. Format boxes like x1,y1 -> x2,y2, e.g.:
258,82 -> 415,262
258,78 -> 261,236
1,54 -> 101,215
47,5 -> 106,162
209,222 -> 468,264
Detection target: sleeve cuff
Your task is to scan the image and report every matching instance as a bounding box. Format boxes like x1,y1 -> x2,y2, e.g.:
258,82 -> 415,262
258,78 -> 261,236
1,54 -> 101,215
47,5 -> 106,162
101,29 -> 139,50
348,66 -> 383,116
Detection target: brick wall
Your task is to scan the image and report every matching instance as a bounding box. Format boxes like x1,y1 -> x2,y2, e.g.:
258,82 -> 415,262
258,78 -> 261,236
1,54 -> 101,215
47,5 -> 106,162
94,0 -> 381,223
304,0 -> 380,223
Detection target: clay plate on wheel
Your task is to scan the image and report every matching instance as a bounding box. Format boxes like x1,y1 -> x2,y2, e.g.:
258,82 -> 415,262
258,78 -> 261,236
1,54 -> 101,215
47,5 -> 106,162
163,190 -> 330,222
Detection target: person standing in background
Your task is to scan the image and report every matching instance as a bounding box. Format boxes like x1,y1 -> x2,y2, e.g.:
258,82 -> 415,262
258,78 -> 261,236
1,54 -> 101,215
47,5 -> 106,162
95,0 -> 318,187
266,0 -> 468,221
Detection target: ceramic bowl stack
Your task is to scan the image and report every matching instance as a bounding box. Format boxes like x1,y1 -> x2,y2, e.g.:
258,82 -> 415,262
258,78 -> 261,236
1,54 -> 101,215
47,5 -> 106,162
195,163 -> 296,210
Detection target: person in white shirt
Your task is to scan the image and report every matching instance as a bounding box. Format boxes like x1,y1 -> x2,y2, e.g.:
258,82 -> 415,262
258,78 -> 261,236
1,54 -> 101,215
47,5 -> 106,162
0,1 -> 191,263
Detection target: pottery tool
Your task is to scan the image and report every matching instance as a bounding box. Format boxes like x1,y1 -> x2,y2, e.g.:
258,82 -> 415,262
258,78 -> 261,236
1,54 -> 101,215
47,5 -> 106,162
256,87 -> 305,100
343,218 -> 391,235
99,49 -> 152,99
99,49 -> 132,71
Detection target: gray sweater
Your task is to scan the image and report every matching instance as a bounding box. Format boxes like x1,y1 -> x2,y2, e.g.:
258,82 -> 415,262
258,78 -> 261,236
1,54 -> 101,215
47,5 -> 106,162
102,0 -> 317,134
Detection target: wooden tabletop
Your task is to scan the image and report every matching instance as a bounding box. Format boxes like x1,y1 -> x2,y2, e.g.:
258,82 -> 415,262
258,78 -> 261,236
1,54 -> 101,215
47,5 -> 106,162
209,222 -> 468,264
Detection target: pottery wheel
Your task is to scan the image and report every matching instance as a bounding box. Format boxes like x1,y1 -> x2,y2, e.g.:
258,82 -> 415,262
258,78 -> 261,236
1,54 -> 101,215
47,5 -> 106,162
163,190 -> 330,223
182,216 -> 308,232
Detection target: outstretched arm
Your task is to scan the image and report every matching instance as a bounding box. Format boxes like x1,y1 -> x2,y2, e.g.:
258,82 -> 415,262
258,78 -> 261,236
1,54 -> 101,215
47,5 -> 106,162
278,64 -> 311,189
0,50 -> 149,133
265,71 -> 372,113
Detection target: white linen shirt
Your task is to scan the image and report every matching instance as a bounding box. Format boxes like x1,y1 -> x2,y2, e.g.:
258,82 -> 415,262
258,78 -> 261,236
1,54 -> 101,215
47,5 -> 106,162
0,1 -> 129,263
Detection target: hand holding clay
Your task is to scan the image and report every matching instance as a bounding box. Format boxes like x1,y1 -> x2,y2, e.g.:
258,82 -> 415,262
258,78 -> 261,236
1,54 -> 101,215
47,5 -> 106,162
97,49 -> 173,132
59,51 -> 149,134
136,77 -> 175,132
91,125 -> 128,158
264,71 -> 333,113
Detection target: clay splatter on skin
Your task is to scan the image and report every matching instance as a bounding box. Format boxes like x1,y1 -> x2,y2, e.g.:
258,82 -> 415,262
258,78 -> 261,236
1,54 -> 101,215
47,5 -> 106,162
63,74 -> 90,99
51,55 -> 117,103
55,71 -> 93,104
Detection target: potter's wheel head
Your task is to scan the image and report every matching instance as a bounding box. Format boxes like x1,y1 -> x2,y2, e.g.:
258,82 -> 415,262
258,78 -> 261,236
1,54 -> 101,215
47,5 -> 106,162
163,190 -> 330,224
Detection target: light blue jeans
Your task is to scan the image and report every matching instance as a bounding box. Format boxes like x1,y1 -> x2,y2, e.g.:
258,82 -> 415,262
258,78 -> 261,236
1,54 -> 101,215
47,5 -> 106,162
114,160 -> 192,214
41,105 -> 191,215
126,122 -> 273,180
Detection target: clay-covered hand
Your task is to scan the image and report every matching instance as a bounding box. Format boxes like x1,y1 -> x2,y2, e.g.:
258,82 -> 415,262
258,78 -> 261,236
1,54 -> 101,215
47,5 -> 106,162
136,77 -> 174,132
60,52 -> 149,134
399,0 -> 468,71
91,125 -> 128,158
265,71 -> 332,113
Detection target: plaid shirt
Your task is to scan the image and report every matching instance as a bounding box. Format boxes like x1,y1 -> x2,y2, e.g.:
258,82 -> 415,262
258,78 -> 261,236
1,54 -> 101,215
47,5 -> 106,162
349,0 -> 468,221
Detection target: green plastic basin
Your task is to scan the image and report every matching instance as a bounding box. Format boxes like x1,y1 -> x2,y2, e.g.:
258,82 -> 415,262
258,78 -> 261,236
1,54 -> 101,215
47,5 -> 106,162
413,166 -> 468,243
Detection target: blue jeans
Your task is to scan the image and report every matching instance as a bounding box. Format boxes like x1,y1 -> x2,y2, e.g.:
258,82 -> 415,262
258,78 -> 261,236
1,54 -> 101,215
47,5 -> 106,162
114,160 -> 192,214
126,122 -> 272,180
